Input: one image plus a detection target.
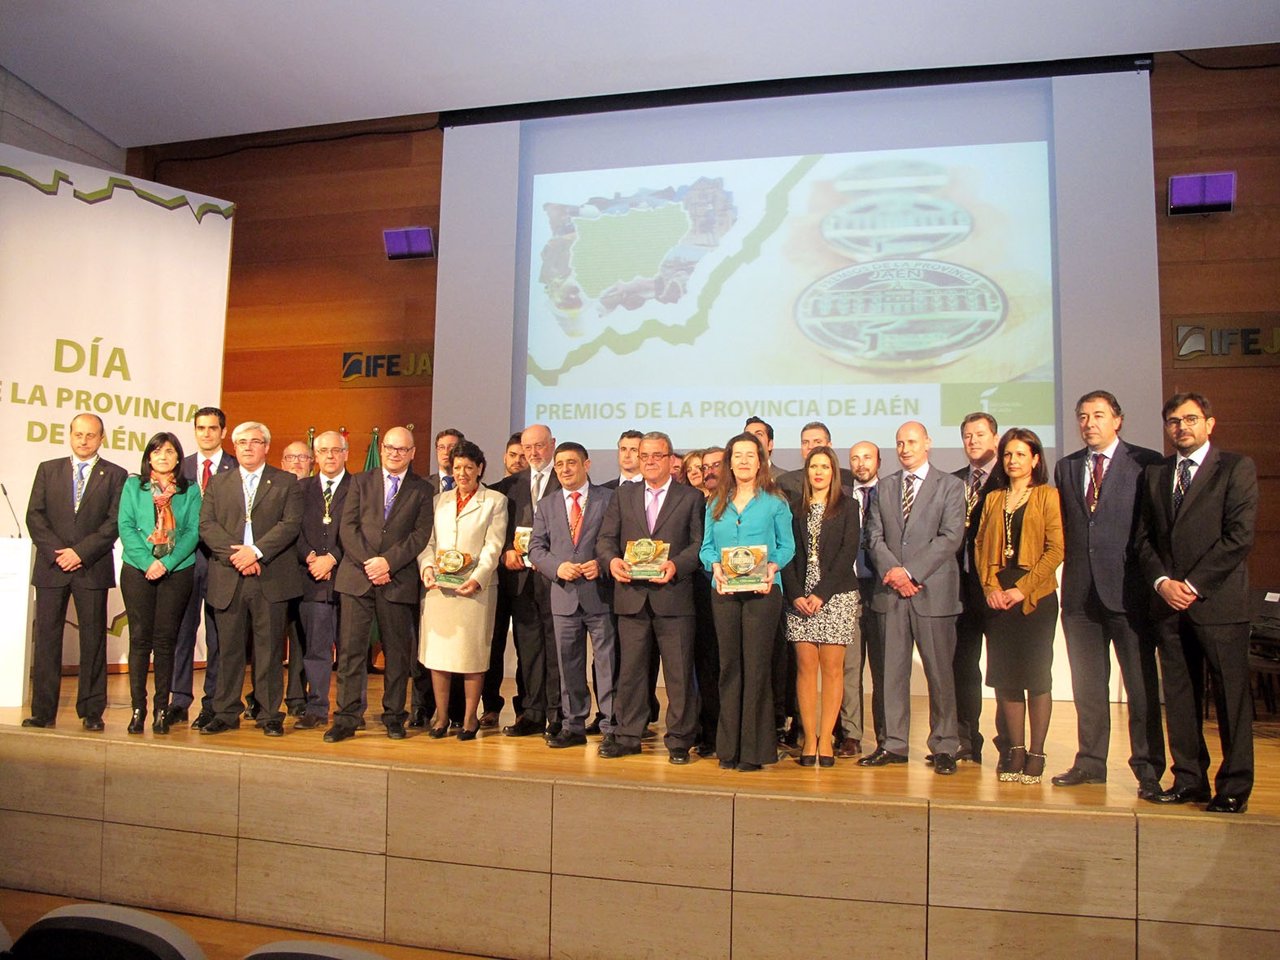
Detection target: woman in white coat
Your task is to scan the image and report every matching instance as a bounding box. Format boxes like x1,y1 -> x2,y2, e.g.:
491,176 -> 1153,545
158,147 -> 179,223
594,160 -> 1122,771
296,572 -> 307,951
419,440 -> 508,740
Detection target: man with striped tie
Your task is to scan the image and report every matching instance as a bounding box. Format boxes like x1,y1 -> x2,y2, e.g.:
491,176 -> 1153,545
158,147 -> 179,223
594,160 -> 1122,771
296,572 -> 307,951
860,421 -> 966,775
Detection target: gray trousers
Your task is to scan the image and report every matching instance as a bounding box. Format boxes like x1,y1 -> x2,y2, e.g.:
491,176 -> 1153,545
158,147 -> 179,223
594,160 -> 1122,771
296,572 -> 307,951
881,602 -> 959,757
553,609 -> 617,735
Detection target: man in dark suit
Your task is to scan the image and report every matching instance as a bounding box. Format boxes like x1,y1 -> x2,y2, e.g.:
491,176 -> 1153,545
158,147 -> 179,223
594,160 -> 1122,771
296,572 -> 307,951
170,405 -> 237,727
1052,390 -> 1165,799
426,428 -> 464,498
23,413 -> 127,730
325,426 -> 433,742
495,423 -> 563,737
293,431 -> 351,728
951,412 -> 999,765
835,440 -> 882,758
598,431 -> 705,763
860,421 -> 966,775
198,421 -> 304,736
776,421 -> 856,506
1135,392 -> 1258,813
528,442 -> 616,749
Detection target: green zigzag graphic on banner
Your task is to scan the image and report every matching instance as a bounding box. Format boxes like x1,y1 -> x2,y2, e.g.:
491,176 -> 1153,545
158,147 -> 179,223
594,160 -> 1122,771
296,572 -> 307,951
0,164 -> 235,222
527,154 -> 821,387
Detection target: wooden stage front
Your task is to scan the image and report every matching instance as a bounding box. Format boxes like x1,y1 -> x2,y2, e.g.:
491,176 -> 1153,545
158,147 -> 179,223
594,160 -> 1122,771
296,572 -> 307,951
1,673 -> 1278,959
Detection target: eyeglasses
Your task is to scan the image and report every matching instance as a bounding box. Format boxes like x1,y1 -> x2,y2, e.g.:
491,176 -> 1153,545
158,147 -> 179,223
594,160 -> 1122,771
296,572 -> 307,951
234,438 -> 266,448
638,453 -> 670,462
1164,414 -> 1203,429
282,454 -> 313,463
382,444 -> 413,456
314,447 -> 346,456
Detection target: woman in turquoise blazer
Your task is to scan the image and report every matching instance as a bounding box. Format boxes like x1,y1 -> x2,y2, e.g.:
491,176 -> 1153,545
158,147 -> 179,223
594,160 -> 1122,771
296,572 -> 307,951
118,432 -> 201,734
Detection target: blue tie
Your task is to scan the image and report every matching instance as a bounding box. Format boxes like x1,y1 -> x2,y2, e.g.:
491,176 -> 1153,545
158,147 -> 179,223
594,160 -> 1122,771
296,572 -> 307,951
385,474 -> 401,519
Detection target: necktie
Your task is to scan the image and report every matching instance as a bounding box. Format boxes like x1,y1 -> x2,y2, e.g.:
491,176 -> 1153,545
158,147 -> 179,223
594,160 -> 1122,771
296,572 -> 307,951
965,469 -> 983,525
902,473 -> 917,524
856,486 -> 874,575
532,472 -> 545,513
442,475 -> 455,491
323,479 -> 334,518
385,473 -> 401,519
646,487 -> 663,534
1173,459 -> 1192,513
1086,453 -> 1106,512
201,458 -> 213,494
73,462 -> 88,512
569,491 -> 583,545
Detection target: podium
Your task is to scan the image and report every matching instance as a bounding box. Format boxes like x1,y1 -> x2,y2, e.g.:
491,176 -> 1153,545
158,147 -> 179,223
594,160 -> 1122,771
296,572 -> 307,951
0,539 -> 35,708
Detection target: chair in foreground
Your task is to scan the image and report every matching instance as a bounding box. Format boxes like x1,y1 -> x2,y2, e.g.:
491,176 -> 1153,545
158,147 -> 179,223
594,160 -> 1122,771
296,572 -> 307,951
244,943 -> 391,960
8,903 -> 206,960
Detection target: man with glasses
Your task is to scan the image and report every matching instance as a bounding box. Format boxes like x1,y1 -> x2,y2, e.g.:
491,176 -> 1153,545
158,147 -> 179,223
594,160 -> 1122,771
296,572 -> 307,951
326,427 -> 433,742
1136,393 -> 1258,813
198,421 -> 304,736
293,431 -> 351,728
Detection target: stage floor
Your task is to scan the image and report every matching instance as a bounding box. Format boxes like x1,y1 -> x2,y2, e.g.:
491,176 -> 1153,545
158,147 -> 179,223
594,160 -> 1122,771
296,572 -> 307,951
3,670 -> 1278,815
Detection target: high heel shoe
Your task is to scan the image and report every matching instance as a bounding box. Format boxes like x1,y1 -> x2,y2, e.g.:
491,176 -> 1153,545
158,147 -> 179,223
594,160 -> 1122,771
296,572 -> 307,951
1021,752 -> 1047,785
152,706 -> 170,735
127,709 -> 146,735
997,745 -> 1026,782
796,754 -> 817,767
818,755 -> 835,768
428,725 -> 450,739
458,726 -> 479,742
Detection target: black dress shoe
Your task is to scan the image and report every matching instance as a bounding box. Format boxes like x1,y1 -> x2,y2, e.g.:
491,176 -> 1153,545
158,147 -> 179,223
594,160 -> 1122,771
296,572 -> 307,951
152,708 -> 170,735
585,715 -> 603,735
933,753 -> 957,775
262,719 -> 284,737
22,717 -> 54,728
818,755 -> 835,768
82,715 -> 105,732
547,730 -> 587,749
1206,794 -> 1248,814
1137,780 -> 1166,803
295,714 -> 325,730
164,704 -> 189,724
288,703 -> 306,718
242,701 -> 261,721
503,716 -> 545,737
545,721 -> 563,739
858,748 -> 908,767
1052,767 -> 1107,787
668,747 -> 691,765
386,721 -> 407,740
1152,784 -> 1211,805
478,711 -> 500,729
200,718 -> 238,735
407,710 -> 428,729
694,741 -> 717,758
796,754 -> 817,767
323,724 -> 356,743
127,709 -> 146,735
191,711 -> 216,730
737,761 -> 763,772
717,758 -> 737,770
458,726 -> 479,742
427,725 -> 449,739
598,739 -> 642,758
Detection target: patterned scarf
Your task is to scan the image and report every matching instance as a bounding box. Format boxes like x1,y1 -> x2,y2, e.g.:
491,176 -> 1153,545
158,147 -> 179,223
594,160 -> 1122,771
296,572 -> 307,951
148,473 -> 178,557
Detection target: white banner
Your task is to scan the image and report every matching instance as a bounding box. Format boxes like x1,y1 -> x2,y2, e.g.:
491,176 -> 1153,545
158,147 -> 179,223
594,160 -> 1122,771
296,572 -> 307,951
0,143 -> 232,667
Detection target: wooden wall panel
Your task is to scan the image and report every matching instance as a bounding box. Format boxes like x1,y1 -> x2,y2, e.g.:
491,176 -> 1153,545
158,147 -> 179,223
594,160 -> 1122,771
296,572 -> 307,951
1152,47 -> 1280,586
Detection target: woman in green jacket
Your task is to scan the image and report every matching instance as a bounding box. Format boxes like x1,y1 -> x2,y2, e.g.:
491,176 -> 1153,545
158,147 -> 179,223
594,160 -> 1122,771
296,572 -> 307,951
118,432 -> 201,734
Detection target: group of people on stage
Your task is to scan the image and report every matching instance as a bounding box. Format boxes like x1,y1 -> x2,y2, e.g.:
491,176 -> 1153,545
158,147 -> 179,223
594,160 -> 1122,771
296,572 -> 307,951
22,388 -> 1258,811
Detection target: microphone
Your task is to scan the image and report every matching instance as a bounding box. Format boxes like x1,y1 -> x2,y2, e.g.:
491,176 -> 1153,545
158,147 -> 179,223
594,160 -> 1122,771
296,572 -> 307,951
1,482 -> 23,538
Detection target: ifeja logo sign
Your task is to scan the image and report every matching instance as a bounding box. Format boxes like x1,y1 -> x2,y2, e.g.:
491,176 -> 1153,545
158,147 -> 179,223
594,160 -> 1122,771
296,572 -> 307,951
1173,320 -> 1280,367
340,346 -> 434,388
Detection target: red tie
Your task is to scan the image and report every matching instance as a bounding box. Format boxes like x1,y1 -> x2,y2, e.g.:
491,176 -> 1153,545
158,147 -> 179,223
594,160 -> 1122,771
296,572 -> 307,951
201,458 -> 213,493
569,491 -> 583,546
1086,453 -> 1105,513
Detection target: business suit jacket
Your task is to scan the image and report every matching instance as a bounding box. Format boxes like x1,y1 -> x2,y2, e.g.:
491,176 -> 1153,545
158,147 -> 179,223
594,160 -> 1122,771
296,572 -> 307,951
199,465 -> 304,609
182,450 -> 237,488
27,456 -> 128,589
496,467 -> 562,591
866,465 -> 966,616
1055,440 -> 1162,614
974,485 -> 1064,614
597,479 -> 705,616
782,495 -> 860,603
296,472 -> 352,602
776,467 -> 856,509
1135,446 -> 1257,625
334,470 -> 433,605
529,484 -> 613,617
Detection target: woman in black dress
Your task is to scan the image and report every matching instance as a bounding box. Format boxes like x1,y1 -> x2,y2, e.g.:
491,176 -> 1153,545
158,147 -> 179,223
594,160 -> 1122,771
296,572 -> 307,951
974,428 -> 1064,785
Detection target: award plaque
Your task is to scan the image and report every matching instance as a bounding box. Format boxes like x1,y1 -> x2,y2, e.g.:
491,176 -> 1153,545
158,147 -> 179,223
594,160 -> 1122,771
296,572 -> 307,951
623,538 -> 670,580
720,545 -> 769,592
436,548 -> 476,588
514,526 -> 533,568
